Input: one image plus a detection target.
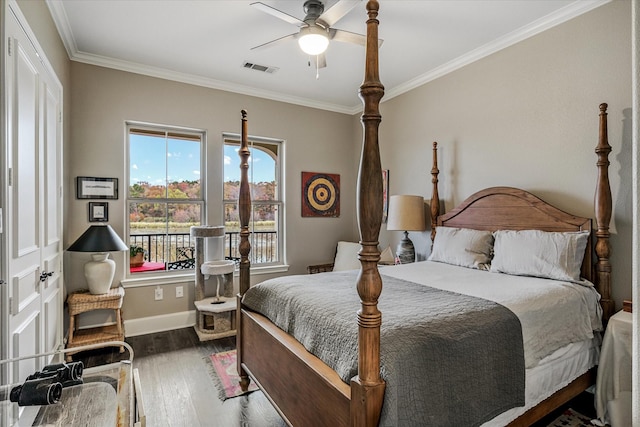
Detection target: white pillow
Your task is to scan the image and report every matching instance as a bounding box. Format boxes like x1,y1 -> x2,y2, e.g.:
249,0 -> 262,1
332,241 -> 361,271
428,226 -> 494,270
490,230 -> 589,283
332,242 -> 396,270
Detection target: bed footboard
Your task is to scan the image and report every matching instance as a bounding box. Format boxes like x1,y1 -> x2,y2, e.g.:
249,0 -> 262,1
239,308 -> 350,426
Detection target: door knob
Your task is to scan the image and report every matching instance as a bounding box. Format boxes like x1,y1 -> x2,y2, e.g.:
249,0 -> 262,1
39,271 -> 54,282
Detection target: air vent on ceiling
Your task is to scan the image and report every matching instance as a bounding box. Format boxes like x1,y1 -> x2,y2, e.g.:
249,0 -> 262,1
242,61 -> 279,74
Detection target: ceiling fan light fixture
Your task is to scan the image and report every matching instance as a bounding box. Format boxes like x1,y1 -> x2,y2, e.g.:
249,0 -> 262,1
298,26 -> 329,55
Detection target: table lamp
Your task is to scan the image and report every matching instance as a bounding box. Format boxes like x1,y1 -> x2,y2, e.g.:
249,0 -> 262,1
67,225 -> 128,294
386,195 -> 426,264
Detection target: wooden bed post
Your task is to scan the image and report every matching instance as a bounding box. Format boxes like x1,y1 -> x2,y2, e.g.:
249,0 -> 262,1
594,103 -> 614,322
237,109 -> 252,391
430,142 -> 440,243
351,1 -> 386,426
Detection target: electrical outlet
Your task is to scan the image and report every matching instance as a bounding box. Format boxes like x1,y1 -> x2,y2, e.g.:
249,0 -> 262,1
154,287 -> 163,301
175,286 -> 184,298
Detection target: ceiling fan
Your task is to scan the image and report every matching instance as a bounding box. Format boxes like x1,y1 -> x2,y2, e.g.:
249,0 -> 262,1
250,0 -> 379,70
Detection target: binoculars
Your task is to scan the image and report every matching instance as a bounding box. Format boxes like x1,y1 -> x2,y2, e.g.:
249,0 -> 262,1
9,361 -> 84,406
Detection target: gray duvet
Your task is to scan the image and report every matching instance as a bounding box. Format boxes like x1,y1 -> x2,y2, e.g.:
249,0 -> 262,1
242,271 -> 525,426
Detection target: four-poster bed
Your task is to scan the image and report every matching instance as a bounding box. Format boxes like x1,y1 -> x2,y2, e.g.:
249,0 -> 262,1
235,1 -> 614,426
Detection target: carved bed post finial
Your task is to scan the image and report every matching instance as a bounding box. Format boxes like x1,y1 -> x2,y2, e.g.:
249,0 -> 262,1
351,1 -> 385,426
237,109 -> 252,391
430,142 -> 440,243
594,103 -> 614,322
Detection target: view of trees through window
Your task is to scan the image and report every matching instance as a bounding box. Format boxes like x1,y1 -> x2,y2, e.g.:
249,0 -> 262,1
224,139 -> 282,265
128,127 -> 203,272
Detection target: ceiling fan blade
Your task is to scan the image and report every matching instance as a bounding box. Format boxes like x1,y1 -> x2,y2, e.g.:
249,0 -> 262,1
330,28 -> 383,47
251,33 -> 297,51
250,2 -> 304,26
318,0 -> 361,28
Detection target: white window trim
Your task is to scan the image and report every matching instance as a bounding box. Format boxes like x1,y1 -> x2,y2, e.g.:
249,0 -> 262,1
121,263 -> 290,288
125,121 -> 206,277
223,132 -> 285,267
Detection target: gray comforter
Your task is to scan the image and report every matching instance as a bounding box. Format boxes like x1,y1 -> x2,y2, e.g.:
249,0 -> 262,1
242,271 -> 525,426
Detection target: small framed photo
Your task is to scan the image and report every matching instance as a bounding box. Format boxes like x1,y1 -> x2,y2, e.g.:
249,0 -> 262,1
76,176 -> 118,199
89,202 -> 108,222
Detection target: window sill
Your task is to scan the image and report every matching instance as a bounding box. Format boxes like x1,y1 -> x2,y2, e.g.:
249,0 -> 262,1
121,263 -> 290,289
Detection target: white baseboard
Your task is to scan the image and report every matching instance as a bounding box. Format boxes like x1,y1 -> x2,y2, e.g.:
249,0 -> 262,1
124,310 -> 196,337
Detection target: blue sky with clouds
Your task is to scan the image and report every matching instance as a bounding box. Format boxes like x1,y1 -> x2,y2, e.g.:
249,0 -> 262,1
130,134 -> 274,185
224,145 -> 274,183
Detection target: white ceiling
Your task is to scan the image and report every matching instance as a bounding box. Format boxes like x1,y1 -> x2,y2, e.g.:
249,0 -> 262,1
46,0 -> 608,114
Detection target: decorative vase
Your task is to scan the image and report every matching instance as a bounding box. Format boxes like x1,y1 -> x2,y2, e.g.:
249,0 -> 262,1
85,253 -> 115,294
130,253 -> 144,267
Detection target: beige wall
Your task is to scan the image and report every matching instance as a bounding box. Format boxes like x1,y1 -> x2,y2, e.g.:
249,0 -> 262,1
377,0 -> 632,309
67,63 -> 360,322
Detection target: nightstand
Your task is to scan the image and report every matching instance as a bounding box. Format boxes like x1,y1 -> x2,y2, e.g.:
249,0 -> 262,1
66,286 -> 125,361
595,309 -> 632,426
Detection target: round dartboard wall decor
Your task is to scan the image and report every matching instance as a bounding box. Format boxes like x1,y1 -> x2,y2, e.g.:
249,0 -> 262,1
301,172 -> 340,217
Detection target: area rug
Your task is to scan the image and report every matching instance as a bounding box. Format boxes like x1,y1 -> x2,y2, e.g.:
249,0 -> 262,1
547,408 -> 596,427
208,349 -> 259,400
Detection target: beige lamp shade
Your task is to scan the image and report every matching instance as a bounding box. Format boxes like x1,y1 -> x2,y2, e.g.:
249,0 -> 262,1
386,195 -> 426,231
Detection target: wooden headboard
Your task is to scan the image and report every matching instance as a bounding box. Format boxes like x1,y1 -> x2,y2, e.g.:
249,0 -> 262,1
429,104 -> 614,322
437,186 -> 593,282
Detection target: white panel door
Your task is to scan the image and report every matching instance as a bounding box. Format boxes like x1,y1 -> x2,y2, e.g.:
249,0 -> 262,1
40,70 -> 63,355
1,2 -> 64,388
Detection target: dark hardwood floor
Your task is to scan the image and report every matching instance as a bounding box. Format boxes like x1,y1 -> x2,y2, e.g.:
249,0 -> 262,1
74,327 -> 597,427
74,328 -> 286,427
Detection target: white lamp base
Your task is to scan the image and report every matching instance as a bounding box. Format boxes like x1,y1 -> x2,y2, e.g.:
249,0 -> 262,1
84,253 -> 115,294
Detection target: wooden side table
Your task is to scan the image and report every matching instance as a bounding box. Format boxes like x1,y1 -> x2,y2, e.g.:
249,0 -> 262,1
66,286 -> 125,361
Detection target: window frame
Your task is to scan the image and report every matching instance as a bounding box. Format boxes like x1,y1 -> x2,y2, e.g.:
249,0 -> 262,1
126,122 -> 206,276
223,133 -> 284,267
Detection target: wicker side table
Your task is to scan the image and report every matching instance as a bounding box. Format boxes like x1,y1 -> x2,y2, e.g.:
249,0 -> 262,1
66,286 -> 125,361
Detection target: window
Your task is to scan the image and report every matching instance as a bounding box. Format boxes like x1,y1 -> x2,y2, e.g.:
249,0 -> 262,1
223,135 -> 283,266
127,124 -> 204,273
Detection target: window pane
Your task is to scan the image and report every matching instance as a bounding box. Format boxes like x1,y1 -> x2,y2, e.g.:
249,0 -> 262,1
224,144 -> 242,189
167,137 -> 201,199
224,144 -> 277,201
251,147 -> 276,192
252,204 -> 279,264
130,133 -> 167,198
129,202 -> 168,264
223,138 -> 282,266
129,202 -> 200,271
166,203 -> 199,270
223,202 -> 239,261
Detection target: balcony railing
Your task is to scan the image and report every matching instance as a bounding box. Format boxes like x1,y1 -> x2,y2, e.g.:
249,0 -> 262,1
129,231 -> 278,270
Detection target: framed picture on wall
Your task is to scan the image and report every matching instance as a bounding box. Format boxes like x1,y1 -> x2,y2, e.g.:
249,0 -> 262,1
89,202 -> 108,222
76,176 -> 118,199
301,172 -> 340,217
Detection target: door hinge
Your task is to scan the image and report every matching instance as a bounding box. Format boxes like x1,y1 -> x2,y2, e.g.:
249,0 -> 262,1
7,168 -> 12,186
8,297 -> 12,315
7,38 -> 11,56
